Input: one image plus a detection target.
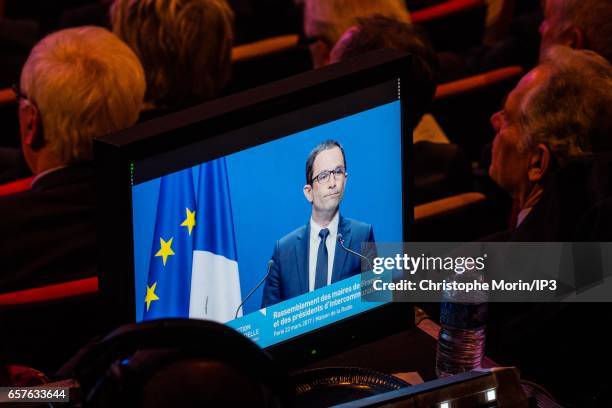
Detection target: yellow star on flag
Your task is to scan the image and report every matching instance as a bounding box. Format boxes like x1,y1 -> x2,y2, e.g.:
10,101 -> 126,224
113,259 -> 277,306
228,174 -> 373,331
180,208 -> 196,235
145,282 -> 160,311
155,237 -> 175,266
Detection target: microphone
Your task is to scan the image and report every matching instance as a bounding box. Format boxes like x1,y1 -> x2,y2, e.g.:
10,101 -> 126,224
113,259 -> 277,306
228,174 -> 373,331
235,259 -> 274,319
337,233 -> 373,270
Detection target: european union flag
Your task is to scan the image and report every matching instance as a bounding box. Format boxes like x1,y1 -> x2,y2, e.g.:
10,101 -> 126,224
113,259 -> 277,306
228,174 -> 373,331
143,168 -> 196,320
189,158 -> 242,323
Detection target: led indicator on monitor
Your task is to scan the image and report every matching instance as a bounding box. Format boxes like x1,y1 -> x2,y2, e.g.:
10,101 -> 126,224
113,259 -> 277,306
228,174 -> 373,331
129,162 -> 135,186
397,77 -> 401,99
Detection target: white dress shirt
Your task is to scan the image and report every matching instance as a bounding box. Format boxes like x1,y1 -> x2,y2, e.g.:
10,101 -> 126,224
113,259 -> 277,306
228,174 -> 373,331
308,211 -> 339,292
31,165 -> 68,187
516,207 -> 533,227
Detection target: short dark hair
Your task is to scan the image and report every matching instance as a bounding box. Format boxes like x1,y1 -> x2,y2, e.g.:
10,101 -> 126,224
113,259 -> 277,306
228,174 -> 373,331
305,140 -> 346,184
330,15 -> 439,82
330,15 -> 438,122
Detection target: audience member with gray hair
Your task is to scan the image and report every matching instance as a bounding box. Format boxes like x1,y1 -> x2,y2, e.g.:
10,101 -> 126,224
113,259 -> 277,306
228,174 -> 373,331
488,45 -> 612,241
111,0 -> 234,117
0,26 -> 145,291
486,45 -> 612,406
540,0 -> 612,62
302,0 -> 411,68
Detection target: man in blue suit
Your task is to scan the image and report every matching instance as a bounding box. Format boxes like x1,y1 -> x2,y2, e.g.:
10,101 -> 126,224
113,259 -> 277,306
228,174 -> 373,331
261,140 -> 375,308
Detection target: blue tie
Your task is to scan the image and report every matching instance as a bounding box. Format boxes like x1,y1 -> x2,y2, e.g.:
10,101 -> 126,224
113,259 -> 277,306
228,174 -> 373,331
314,228 -> 330,289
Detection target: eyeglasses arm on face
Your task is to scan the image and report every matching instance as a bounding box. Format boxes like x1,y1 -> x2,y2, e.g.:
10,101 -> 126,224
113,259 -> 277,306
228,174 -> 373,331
11,83 -> 28,102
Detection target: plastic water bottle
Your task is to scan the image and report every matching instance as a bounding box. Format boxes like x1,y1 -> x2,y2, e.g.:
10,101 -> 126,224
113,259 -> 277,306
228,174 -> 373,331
435,260 -> 489,379
435,301 -> 488,378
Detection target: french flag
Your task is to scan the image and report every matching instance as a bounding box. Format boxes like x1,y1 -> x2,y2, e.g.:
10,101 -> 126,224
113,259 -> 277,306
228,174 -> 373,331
189,158 -> 243,322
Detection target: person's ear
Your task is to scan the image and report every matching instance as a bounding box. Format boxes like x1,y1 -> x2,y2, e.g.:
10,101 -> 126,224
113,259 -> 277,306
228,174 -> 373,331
20,102 -> 44,151
569,27 -> 584,49
303,184 -> 313,203
528,144 -> 551,182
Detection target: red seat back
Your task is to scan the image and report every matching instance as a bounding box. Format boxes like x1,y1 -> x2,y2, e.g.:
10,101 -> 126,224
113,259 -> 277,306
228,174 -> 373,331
430,66 -> 524,160
412,0 -> 485,24
0,87 -> 16,106
0,277 -> 102,373
435,66 -> 524,100
412,0 -> 487,52
0,277 -> 98,307
0,176 -> 34,197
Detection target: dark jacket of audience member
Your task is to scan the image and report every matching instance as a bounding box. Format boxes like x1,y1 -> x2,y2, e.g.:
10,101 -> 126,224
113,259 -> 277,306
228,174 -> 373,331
0,147 -> 30,184
0,164 -> 96,291
0,27 -> 145,292
490,154 -> 612,242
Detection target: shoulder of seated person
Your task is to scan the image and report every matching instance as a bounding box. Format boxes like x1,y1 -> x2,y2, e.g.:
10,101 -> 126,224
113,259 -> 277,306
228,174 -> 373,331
31,164 -> 95,190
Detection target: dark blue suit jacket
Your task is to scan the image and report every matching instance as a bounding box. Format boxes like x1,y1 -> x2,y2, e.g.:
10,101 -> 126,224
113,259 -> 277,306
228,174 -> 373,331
261,216 -> 375,308
0,164 -> 96,292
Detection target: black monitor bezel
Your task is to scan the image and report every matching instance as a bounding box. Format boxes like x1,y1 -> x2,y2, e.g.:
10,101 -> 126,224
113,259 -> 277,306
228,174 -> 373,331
95,49 -> 422,368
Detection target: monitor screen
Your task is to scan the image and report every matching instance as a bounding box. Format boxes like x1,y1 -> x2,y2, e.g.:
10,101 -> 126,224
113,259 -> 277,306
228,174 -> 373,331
131,96 -> 402,348
96,50 -> 421,360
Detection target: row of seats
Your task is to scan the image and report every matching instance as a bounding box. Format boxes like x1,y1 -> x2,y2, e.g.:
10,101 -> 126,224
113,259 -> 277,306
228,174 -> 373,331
0,186 -> 502,373
0,1 -> 514,372
0,191 -> 489,309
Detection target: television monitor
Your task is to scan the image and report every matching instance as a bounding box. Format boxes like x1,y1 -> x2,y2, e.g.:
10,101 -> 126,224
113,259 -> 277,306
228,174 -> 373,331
96,50 -> 427,366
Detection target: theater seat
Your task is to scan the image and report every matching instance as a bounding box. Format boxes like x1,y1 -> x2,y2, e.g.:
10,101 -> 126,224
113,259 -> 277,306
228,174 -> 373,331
434,66 -> 524,100
413,192 -> 509,241
0,87 -> 16,106
413,141 -> 473,205
231,34 -> 299,63
228,34 -> 311,93
0,276 -> 98,307
0,87 -> 20,148
431,66 -> 524,161
0,277 -> 104,374
412,0 -> 487,52
2,364 -> 49,386
414,191 -> 485,221
411,0 -> 484,24
0,176 -> 34,197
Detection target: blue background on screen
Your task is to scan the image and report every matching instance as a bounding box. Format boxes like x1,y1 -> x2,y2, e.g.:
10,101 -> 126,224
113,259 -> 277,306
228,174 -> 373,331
132,100 -> 403,320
